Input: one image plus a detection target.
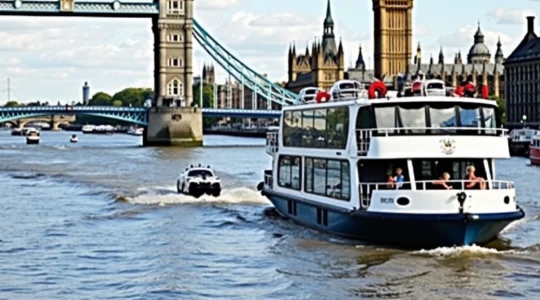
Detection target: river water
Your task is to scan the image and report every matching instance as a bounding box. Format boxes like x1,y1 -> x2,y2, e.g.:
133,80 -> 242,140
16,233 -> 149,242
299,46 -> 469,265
0,130 -> 539,299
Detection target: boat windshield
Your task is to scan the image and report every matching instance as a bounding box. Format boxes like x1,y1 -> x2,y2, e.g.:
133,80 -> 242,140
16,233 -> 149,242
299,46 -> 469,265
188,170 -> 214,177
359,101 -> 498,135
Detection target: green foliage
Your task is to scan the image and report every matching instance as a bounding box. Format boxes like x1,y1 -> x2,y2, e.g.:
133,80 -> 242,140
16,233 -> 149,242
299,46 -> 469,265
112,100 -> 123,107
4,101 -> 19,107
489,94 -> 506,127
192,82 -> 215,108
88,92 -> 113,106
193,82 -> 217,127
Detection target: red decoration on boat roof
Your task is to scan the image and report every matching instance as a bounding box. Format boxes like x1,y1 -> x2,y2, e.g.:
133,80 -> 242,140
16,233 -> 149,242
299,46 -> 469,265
368,81 -> 387,99
315,90 -> 331,103
481,84 -> 489,99
454,86 -> 464,97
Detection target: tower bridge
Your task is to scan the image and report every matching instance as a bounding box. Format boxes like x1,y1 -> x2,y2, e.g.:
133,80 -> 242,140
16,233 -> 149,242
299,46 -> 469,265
0,0 -> 296,146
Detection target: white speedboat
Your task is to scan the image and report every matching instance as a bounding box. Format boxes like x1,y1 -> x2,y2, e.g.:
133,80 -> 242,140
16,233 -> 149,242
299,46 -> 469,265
93,125 -> 114,134
176,164 -> 221,197
26,128 -> 40,145
257,79 -> 524,248
70,134 -> 78,143
127,127 -> 144,136
82,125 -> 95,134
11,128 -> 23,136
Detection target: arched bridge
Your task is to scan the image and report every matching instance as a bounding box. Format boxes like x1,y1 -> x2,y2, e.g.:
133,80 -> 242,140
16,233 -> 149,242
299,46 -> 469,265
0,106 -> 282,126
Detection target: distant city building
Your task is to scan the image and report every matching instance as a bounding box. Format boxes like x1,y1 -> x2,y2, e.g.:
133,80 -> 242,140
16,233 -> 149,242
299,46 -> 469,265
347,22 -> 505,98
504,16 -> 540,127
285,0 -> 345,92
82,81 -> 90,105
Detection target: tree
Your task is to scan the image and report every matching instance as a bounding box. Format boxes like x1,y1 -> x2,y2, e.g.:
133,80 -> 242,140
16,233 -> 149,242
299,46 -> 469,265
112,100 -> 123,107
4,101 -> 19,107
88,92 -> 113,106
112,87 -> 153,107
489,94 -> 506,127
193,82 -> 217,127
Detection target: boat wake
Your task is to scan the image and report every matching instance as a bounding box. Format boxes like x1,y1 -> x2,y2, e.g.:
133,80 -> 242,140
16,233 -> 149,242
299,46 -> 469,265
412,244 -> 522,257
118,187 -> 271,206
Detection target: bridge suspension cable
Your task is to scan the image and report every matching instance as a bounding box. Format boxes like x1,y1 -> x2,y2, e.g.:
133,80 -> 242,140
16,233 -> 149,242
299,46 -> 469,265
192,19 -> 297,107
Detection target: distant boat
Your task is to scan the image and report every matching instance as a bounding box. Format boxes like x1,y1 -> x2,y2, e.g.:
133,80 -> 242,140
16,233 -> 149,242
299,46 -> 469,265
26,128 -> 40,145
70,134 -> 78,143
11,128 -> 23,136
92,125 -> 114,134
82,125 -> 95,134
127,127 -> 144,136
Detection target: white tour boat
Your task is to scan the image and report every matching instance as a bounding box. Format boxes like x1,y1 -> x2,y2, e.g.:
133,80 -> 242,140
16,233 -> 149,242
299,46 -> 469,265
26,128 -> 40,144
127,127 -> 144,136
258,79 -> 524,248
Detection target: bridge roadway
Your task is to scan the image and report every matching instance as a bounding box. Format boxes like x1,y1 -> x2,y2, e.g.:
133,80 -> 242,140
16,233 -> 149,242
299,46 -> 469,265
0,106 -> 282,127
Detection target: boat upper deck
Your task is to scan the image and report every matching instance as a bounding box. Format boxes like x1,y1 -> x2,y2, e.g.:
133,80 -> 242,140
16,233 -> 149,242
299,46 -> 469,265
271,93 -> 508,159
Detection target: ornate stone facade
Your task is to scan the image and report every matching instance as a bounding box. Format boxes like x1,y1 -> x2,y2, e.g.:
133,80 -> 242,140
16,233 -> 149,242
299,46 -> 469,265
504,16 -> 540,127
286,0 -> 345,92
153,0 -> 194,106
372,0 -> 414,79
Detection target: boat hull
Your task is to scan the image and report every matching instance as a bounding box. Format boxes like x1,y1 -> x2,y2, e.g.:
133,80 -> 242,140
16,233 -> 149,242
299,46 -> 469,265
263,189 -> 524,248
509,140 -> 530,157
26,138 -> 39,145
530,145 -> 540,165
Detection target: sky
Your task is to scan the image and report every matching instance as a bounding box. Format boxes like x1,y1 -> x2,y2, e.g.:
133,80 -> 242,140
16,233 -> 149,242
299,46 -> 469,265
0,0 -> 538,103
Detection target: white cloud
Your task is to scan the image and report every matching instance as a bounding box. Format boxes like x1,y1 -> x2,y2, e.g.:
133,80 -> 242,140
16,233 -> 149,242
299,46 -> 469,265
487,8 -> 536,25
197,0 -> 240,10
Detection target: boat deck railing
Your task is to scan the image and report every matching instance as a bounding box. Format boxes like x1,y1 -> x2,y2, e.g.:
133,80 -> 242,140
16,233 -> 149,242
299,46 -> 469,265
266,131 -> 279,155
359,179 -> 514,209
356,127 -> 508,155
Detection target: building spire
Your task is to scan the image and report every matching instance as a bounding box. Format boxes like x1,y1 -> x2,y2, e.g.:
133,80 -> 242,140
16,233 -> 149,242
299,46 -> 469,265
495,36 -> 504,63
324,0 -> 334,26
355,44 -> 365,69
438,46 -> 444,64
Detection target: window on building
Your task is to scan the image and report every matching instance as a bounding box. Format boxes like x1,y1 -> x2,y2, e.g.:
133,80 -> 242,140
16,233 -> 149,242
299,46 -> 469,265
278,155 -> 301,190
167,0 -> 184,14
167,79 -> 183,96
168,57 -> 182,67
305,157 -> 350,200
167,34 -> 183,42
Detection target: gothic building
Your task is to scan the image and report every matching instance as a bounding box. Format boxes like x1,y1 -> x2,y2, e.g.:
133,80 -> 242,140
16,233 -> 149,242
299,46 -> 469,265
286,0 -> 345,92
504,16 -> 540,127
405,23 -> 505,97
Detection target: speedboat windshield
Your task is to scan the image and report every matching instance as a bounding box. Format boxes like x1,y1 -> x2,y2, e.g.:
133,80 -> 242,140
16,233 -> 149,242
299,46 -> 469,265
188,170 -> 213,177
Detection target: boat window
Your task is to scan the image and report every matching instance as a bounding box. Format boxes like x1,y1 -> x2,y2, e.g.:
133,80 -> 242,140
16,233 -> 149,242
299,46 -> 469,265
426,82 -> 444,90
429,105 -> 456,134
458,106 -> 481,128
278,155 -> 301,190
374,106 -> 397,134
412,158 -> 486,189
313,109 -> 327,148
482,107 -> 497,134
397,104 -> 426,134
301,110 -> 314,147
305,158 -> 350,201
358,159 -> 409,189
283,107 -> 348,149
282,111 -> 292,145
356,106 -> 373,129
188,169 -> 214,177
327,107 -> 349,149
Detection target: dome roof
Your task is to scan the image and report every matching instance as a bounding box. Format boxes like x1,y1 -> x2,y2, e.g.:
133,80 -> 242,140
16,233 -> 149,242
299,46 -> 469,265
467,22 -> 491,63
468,43 -> 490,56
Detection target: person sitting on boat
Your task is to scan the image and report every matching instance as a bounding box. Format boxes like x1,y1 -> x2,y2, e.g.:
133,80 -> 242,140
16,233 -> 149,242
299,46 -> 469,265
464,165 -> 486,190
433,172 -> 453,190
386,173 -> 395,189
394,168 -> 404,189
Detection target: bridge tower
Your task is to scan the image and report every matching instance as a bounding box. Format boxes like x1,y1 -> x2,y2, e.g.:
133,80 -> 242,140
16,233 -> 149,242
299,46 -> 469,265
145,0 -> 203,146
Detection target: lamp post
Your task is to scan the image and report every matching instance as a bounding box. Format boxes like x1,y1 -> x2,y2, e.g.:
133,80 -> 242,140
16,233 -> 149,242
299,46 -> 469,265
522,115 -> 527,128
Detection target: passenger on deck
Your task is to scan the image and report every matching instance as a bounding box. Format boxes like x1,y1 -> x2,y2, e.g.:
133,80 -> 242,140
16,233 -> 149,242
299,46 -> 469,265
386,173 -> 395,189
465,165 -> 486,190
433,172 -> 453,190
394,168 -> 404,189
